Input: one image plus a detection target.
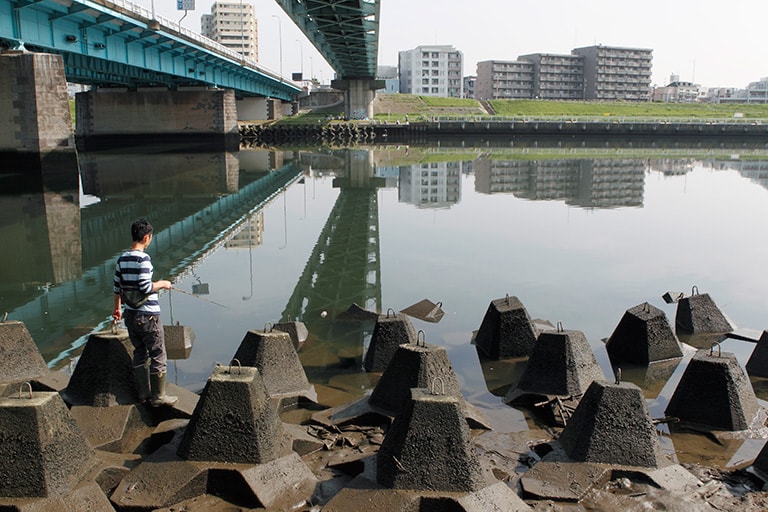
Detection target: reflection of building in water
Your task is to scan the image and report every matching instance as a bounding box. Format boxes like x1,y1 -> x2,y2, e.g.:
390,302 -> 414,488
225,211 -> 264,249
651,159 -> 694,176
474,158 -> 645,208
719,159 -> 768,191
398,162 -> 463,208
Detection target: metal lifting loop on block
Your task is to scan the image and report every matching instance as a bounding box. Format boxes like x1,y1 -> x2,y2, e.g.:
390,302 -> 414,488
710,343 -> 721,358
387,308 -> 395,318
691,285 -> 699,296
228,358 -> 242,375
2,312 -> 7,322
417,330 -> 426,347
615,368 -> 622,385
264,322 -> 273,333
18,382 -> 32,399
557,321 -> 564,333
505,293 -> 510,305
643,302 -> 650,313
111,320 -> 118,335
431,377 -> 445,395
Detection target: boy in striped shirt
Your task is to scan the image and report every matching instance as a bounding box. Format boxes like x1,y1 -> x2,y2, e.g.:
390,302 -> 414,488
112,219 -> 177,407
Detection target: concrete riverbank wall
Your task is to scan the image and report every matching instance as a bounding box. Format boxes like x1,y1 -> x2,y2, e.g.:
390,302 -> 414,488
240,119 -> 768,147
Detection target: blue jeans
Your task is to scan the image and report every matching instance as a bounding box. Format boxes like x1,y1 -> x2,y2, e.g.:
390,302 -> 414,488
124,310 -> 167,374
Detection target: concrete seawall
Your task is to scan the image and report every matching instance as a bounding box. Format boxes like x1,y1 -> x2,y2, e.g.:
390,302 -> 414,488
241,119 -> 768,147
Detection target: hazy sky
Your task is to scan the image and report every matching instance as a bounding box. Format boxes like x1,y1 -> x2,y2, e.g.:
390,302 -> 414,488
158,0 -> 765,89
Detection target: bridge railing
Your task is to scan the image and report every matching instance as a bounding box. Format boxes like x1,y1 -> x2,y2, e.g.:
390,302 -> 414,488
99,0 -> 287,84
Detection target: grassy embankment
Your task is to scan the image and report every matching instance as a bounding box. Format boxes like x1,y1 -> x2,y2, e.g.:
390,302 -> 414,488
283,94 -> 768,124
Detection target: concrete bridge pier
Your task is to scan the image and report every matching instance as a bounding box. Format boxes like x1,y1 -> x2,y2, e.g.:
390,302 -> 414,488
0,51 -> 75,164
332,78 -> 384,120
75,87 -> 240,150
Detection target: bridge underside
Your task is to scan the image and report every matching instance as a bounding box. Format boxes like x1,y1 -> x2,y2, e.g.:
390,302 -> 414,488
0,0 -> 299,100
276,0 -> 380,80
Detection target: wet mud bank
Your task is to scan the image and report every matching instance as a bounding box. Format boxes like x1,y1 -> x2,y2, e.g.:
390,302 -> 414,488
3,290 -> 768,510
240,119 -> 768,148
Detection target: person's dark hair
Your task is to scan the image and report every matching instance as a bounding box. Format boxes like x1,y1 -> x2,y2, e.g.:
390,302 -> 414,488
131,219 -> 153,242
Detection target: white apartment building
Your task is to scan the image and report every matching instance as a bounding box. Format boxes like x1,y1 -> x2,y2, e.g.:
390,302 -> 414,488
201,2 -> 258,60
572,45 -> 652,101
398,45 -> 464,98
518,53 -> 584,100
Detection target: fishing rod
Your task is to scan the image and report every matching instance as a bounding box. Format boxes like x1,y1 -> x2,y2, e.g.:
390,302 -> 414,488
170,287 -> 233,311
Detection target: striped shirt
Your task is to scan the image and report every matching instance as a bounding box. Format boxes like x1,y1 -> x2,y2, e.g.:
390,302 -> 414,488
113,249 -> 161,314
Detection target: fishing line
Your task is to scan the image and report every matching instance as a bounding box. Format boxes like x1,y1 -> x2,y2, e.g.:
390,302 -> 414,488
169,286 -> 233,311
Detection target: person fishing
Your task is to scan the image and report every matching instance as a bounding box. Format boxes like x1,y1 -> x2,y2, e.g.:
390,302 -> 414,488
112,218 -> 177,407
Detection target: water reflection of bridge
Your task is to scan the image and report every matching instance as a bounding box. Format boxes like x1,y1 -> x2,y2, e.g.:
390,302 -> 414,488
3,151 -> 302,361
281,151 -> 384,374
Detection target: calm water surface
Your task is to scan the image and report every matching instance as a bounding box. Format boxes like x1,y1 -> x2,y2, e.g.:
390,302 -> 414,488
3,144 -> 768,468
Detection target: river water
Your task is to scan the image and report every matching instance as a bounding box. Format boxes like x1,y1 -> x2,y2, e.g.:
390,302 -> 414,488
3,142 -> 768,469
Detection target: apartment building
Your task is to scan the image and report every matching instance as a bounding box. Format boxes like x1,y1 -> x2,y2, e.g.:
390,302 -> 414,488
201,1 -> 258,60
518,53 -> 584,100
571,45 -> 652,101
398,45 -> 464,97
475,60 -> 534,100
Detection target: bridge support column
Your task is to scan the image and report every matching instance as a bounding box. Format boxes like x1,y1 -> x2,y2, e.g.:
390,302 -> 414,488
0,52 -> 74,163
331,79 -> 384,120
75,88 -> 239,150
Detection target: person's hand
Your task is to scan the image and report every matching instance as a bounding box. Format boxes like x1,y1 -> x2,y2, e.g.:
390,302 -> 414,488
155,280 -> 172,291
112,308 -> 122,322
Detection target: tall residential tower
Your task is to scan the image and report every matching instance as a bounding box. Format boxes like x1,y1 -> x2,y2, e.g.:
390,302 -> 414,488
201,1 -> 258,60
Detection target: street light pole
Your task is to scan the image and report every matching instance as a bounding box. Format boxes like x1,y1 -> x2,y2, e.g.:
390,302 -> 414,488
271,14 -> 283,81
295,39 -> 303,80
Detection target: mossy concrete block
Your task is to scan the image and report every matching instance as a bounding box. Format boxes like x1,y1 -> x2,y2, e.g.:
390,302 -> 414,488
606,302 -> 682,365
665,349 -> 760,431
559,380 -> 666,468
232,329 -> 310,397
364,312 -> 417,372
368,343 -> 461,414
62,329 -> 138,407
505,328 -> 605,402
177,365 -> 288,464
0,392 -> 95,498
474,296 -> 537,359
377,389 -> 487,492
0,320 -> 49,384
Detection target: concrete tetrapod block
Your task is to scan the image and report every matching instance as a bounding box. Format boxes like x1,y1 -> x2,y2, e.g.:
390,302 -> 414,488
164,324 -> 195,360
750,439 -> 768,480
505,328 -> 605,403
605,302 -> 682,365
62,329 -> 140,407
232,329 -> 311,398
113,436 -> 316,510
377,388 -> 489,492
559,380 -> 666,467
0,391 -> 95,498
363,310 -> 418,372
474,295 -> 538,359
675,290 -> 732,335
665,348 -> 760,431
177,365 -> 289,463
273,321 -> 309,351
368,342 -> 462,415
0,320 -> 49,386
745,330 -> 768,378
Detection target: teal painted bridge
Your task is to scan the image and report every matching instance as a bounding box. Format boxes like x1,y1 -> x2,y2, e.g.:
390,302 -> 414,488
0,0 -> 381,101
